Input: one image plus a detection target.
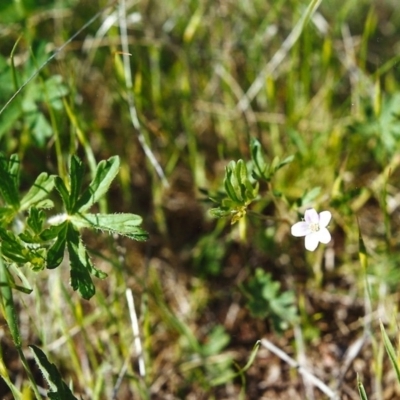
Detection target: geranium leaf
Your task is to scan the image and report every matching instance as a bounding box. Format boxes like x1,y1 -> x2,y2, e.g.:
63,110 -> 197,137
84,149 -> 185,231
29,345 -> 78,400
66,223 -> 106,299
69,156 -> 85,211
54,177 -> 71,212
0,153 -> 20,209
70,213 -> 148,241
46,222 -> 68,269
74,156 -> 120,213
20,173 -> 55,211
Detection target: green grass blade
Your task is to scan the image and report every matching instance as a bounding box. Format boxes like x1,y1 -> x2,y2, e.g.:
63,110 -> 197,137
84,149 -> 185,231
357,375 -> 369,400
380,321 -> 400,384
0,253 -> 41,399
210,340 -> 260,386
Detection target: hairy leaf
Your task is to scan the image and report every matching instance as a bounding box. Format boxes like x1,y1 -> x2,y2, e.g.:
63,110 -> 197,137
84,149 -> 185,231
69,156 -> 85,211
29,345 -> 78,400
0,153 -> 20,209
74,156 -> 120,213
54,177 -> 71,212
20,173 -> 55,211
70,213 -> 149,241
46,222 -> 68,269
66,223 -> 106,300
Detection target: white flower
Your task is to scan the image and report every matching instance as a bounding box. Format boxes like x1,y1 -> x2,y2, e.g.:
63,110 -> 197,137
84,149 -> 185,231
291,208 -> 332,252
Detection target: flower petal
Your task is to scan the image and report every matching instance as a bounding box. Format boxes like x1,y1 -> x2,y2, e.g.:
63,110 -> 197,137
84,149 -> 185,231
305,233 -> 319,251
291,222 -> 311,237
304,208 -> 319,224
319,211 -> 332,228
318,228 -> 331,244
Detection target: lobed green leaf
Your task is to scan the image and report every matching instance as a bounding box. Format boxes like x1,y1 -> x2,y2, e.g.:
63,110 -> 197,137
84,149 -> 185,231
0,207 -> 16,225
242,268 -> 297,331
20,173 -> 55,211
29,345 -> 78,400
26,207 -> 46,234
66,223 -> 106,300
0,228 -> 46,270
0,153 -> 20,209
54,177 -> 71,212
250,138 -> 268,180
70,213 -> 149,241
7,263 -> 33,294
69,156 -> 85,211
46,222 -> 68,269
250,138 -> 293,182
209,207 -> 231,218
74,156 -> 120,213
224,161 -> 242,203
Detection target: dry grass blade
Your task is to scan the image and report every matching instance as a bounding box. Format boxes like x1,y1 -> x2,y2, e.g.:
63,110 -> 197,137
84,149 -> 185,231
118,0 -> 169,187
126,288 -> 146,378
260,338 -> 339,399
237,0 -> 323,111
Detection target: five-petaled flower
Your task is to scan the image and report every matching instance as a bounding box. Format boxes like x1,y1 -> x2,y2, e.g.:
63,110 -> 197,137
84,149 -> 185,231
291,208 -> 332,252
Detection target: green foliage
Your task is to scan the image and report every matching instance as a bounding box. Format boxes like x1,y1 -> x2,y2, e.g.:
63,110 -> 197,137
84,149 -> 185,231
349,93 -> 400,164
0,0 -> 58,22
70,213 -> 148,241
209,139 -> 293,224
0,154 -> 22,212
210,159 -> 258,224
210,340 -> 261,389
52,155 -> 148,298
0,153 -> 148,299
193,233 -> 226,276
2,0 -> 400,397
380,321 -> 400,385
0,40 -> 69,145
250,138 -> 294,182
0,152 -> 148,396
202,325 -> 230,358
29,345 -> 78,400
200,325 -> 234,386
295,186 -> 321,208
357,376 -> 369,400
242,268 -> 298,332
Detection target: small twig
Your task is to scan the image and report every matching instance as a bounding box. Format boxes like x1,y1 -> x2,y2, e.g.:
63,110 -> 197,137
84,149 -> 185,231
260,338 -> 339,399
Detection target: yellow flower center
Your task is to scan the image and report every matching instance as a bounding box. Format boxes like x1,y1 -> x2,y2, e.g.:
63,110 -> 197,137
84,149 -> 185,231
310,222 -> 320,232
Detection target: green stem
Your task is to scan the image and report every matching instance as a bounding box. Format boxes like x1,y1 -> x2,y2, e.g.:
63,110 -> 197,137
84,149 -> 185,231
0,257 -> 42,399
238,216 -> 246,242
0,338 -> 22,400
